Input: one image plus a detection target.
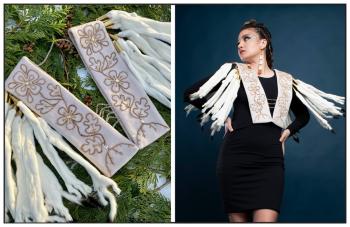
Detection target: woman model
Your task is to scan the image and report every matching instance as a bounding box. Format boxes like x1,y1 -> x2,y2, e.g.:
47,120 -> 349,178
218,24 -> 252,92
184,20 -> 345,223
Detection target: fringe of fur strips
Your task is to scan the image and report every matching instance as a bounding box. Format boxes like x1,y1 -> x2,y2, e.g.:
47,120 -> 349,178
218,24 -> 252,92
5,92 -> 121,222
185,63 -> 345,136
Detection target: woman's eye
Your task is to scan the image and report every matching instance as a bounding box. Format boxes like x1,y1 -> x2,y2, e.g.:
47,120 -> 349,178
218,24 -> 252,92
237,36 -> 250,46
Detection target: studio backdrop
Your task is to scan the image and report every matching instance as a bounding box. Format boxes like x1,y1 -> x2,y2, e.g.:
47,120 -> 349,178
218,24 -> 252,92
175,4 -> 345,222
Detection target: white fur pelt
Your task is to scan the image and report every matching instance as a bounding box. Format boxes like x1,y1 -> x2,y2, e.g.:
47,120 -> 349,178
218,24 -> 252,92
185,63 -> 240,136
119,50 -> 171,108
104,10 -> 170,34
104,10 -> 170,43
4,107 -> 18,221
11,116 -> 48,222
293,79 -> 345,131
117,38 -> 170,99
38,117 -> 121,222
5,99 -> 123,222
18,101 -> 92,200
118,30 -> 168,63
98,10 -> 171,108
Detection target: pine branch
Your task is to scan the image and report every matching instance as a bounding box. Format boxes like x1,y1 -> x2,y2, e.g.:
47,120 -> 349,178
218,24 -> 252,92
5,4 -> 171,223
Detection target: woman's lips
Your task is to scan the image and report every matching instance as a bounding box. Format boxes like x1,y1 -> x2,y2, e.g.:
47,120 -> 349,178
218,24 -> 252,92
239,50 -> 245,54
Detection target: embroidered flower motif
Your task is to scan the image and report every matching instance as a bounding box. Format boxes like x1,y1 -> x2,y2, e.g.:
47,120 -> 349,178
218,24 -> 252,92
105,52 -> 118,68
88,52 -> 118,73
248,84 -> 260,96
57,104 -> 83,130
88,57 -> 103,72
83,113 -> 102,134
81,135 -> 105,155
250,102 -> 263,113
255,94 -> 265,104
47,83 -> 62,98
112,94 -> 132,111
277,97 -> 289,116
78,23 -> 109,55
104,70 -> 129,93
239,64 -> 271,121
7,64 -> 45,103
274,75 -> 293,121
132,97 -> 150,119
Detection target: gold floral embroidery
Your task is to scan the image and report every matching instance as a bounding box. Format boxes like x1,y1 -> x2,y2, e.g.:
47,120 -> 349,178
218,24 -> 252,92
36,99 -> 61,114
247,83 -> 261,96
78,23 -> 109,55
132,98 -> 150,119
273,71 -> 293,126
112,94 -> 132,111
35,83 -> 64,114
104,70 -> 130,93
76,22 -> 168,146
105,143 -> 135,176
6,58 -> 137,176
136,122 -> 168,146
83,113 -> 102,134
88,52 -> 118,72
47,84 -> 63,97
7,64 -> 45,103
81,134 -> 105,155
238,63 -> 270,121
237,62 -> 293,128
57,104 -> 83,130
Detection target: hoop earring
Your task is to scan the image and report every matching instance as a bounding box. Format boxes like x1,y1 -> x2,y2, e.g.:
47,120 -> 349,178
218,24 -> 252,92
258,51 -> 263,75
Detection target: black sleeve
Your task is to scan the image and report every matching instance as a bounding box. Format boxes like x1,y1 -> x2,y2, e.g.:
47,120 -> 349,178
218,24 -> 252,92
286,89 -> 310,137
183,75 -> 214,109
183,63 -> 236,109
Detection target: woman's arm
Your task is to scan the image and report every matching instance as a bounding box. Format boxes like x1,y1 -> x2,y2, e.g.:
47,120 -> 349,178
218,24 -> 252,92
183,75 -> 215,109
286,89 -> 310,137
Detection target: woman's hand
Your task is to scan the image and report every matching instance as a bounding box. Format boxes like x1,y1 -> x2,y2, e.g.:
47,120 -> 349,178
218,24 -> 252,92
224,117 -> 234,135
279,129 -> 290,143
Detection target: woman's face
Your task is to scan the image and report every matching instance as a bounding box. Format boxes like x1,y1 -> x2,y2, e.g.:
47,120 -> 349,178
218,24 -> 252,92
237,28 -> 267,63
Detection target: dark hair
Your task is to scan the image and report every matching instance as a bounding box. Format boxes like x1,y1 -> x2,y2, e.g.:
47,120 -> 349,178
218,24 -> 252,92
239,19 -> 274,68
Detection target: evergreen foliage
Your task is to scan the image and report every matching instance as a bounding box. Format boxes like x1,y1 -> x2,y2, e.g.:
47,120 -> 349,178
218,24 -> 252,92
5,4 -> 171,223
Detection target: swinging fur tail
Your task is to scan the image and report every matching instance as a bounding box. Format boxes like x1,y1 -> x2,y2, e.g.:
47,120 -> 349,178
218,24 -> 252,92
293,78 -> 345,132
185,63 -> 240,135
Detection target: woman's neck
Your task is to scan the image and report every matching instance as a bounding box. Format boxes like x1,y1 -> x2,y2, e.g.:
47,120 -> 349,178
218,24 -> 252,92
246,61 -> 273,77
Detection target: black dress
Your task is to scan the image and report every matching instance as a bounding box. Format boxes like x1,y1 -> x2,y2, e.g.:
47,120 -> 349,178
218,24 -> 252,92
184,65 -> 310,214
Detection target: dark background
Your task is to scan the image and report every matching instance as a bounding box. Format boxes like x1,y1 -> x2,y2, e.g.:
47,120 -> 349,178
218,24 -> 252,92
175,4 -> 346,222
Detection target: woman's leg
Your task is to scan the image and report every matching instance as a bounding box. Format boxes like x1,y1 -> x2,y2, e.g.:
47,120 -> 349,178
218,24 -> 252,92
228,212 -> 250,222
252,209 -> 279,222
